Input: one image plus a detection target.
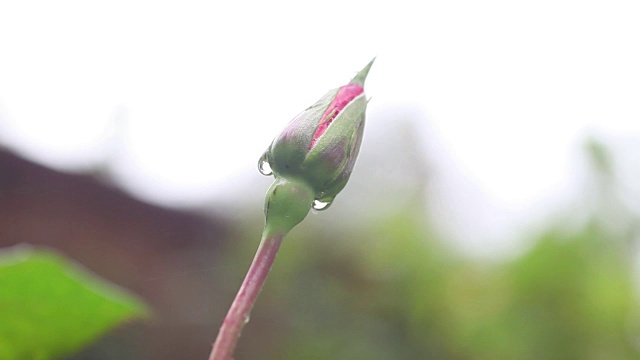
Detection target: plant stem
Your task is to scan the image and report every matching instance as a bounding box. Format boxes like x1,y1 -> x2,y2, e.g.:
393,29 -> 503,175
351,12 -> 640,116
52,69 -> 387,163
209,230 -> 284,360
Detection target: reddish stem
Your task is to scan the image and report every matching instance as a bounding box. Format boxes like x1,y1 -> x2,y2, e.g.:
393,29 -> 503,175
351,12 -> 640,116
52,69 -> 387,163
209,231 -> 284,360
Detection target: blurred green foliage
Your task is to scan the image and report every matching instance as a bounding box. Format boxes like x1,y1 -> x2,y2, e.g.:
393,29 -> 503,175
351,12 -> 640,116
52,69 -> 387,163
244,208 -> 639,360
248,210 -> 640,360
230,138 -> 640,360
2,137 -> 637,360
0,247 -> 148,360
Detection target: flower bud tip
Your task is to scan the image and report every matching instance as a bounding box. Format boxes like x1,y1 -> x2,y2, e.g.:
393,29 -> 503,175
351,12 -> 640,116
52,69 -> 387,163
350,58 -> 376,86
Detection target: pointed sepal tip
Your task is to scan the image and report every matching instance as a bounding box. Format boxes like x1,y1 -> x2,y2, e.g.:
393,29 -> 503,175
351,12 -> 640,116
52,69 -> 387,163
350,57 -> 376,86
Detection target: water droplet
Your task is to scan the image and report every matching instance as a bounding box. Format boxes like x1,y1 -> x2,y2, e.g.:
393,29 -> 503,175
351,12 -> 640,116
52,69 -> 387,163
243,314 -> 251,324
312,199 -> 332,211
258,152 -> 273,176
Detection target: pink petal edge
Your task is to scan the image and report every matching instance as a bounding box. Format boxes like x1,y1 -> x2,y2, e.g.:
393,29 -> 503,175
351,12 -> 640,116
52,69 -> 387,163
309,83 -> 364,150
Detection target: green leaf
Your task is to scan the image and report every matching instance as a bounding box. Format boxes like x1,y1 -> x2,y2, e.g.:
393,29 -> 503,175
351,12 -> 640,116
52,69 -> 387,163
0,245 -> 149,360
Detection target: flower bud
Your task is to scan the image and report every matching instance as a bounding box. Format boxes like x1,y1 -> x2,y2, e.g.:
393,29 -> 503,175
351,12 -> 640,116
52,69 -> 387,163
259,59 -> 374,215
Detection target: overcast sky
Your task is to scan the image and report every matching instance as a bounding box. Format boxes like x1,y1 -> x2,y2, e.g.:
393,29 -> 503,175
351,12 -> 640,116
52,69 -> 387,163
1,0 -> 639,254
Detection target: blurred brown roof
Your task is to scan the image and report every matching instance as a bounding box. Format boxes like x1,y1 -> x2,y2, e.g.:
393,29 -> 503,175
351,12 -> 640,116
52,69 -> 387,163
0,148 -> 234,359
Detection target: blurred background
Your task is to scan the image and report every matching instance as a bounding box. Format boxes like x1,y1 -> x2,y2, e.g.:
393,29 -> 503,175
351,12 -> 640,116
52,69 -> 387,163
1,0 -> 640,359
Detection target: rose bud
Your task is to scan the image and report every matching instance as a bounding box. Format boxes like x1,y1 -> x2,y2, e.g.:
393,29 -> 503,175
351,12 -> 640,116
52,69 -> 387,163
258,59 -> 374,233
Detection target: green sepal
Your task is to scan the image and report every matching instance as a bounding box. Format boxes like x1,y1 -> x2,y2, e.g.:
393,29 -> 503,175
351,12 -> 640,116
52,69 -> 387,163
350,57 -> 375,86
268,88 -> 339,177
302,95 -> 367,199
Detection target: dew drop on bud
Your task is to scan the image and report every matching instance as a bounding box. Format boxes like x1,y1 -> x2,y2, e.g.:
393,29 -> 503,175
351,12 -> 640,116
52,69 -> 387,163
258,152 -> 273,176
312,199 -> 332,211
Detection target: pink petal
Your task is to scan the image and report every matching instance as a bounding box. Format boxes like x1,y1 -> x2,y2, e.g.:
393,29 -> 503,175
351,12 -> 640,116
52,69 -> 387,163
309,83 -> 364,150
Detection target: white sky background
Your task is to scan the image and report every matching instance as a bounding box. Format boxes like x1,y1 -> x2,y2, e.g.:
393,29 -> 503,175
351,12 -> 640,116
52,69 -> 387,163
1,1 -> 639,255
